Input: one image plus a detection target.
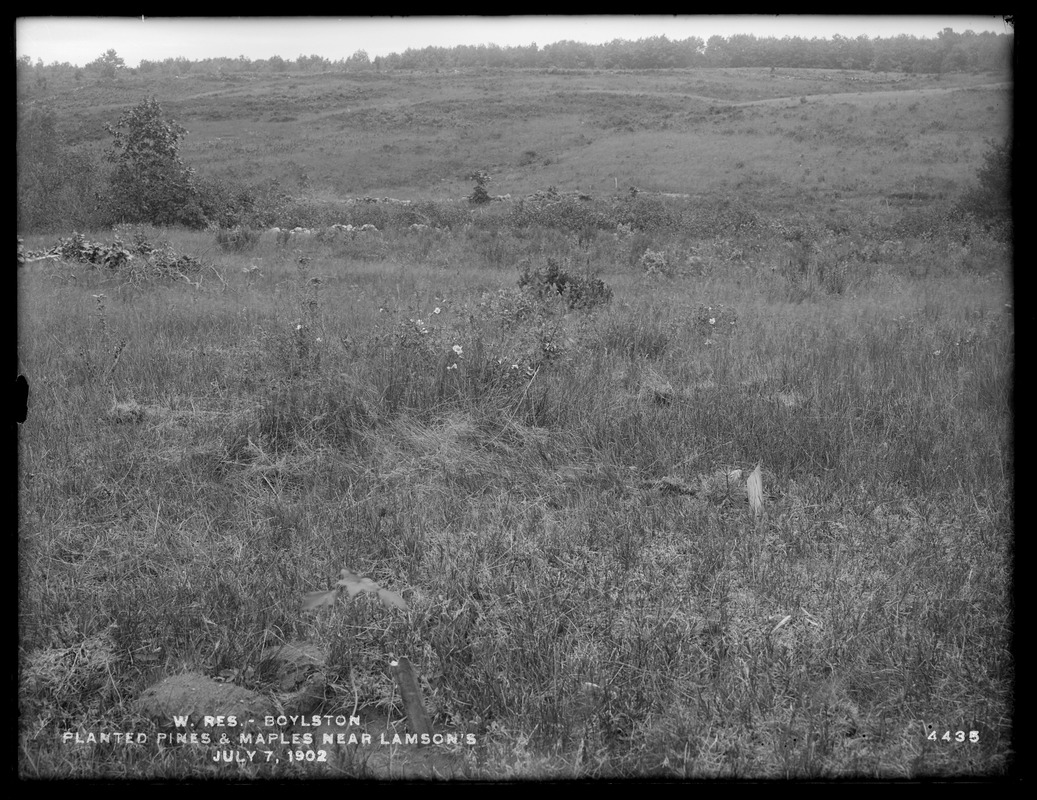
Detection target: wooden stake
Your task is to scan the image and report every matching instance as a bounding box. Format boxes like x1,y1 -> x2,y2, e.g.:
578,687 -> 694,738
391,657 -> 433,743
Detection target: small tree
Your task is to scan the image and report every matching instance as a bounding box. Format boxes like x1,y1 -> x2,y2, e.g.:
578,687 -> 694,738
87,49 -> 126,82
467,170 -> 492,205
102,96 -> 206,228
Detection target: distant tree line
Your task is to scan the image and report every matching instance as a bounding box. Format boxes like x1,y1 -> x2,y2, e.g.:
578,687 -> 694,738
17,28 -> 1012,85
17,28 -> 1013,235
375,29 -> 1011,74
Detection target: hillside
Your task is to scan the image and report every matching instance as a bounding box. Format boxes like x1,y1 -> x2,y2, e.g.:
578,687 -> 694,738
21,67 -> 1011,209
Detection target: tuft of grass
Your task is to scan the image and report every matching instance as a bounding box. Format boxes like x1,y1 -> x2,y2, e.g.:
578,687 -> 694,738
214,225 -> 261,253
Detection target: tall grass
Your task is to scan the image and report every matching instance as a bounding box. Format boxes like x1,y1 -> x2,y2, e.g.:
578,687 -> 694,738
18,216 -> 1012,778
16,62 -> 1013,781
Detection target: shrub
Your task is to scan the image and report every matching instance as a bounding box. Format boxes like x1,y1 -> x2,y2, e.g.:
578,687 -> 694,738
639,248 -> 674,277
195,177 -> 260,229
467,170 -> 492,205
40,229 -> 203,278
518,257 -> 613,311
245,179 -> 295,227
53,232 -> 132,269
957,137 -> 1011,231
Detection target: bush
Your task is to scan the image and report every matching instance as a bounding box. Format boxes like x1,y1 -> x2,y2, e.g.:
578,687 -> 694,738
469,184 -> 491,205
195,177 -> 259,229
244,179 -> 295,228
518,257 -> 613,311
468,170 -> 492,205
957,137 -> 1011,230
41,230 -> 203,278
639,248 -> 673,277
52,232 -> 133,269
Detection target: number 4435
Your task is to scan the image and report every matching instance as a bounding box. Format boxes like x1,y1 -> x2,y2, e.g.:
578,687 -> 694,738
928,730 -> 980,743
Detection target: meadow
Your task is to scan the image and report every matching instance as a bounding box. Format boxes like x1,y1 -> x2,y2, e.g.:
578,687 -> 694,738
17,66 -> 1013,779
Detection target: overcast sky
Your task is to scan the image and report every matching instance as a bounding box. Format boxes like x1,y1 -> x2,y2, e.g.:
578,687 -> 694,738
17,16 -> 1012,68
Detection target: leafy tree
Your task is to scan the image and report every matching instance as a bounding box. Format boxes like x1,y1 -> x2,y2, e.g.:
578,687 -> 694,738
725,34 -> 759,67
102,97 -> 206,228
704,35 -> 730,67
87,48 -> 126,81
346,49 -> 371,70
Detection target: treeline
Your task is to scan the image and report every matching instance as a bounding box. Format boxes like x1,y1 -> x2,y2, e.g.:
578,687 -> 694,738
17,28 -> 1011,87
378,29 -> 1011,74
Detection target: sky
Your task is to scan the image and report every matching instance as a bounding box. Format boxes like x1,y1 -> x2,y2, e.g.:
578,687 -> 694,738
16,16 -> 1012,69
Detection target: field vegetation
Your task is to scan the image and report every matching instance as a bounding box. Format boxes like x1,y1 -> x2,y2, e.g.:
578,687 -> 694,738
18,55 -> 1013,779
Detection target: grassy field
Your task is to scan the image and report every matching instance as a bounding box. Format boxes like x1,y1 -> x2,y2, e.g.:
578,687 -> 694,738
32,67 -> 1010,204
18,67 -> 1013,780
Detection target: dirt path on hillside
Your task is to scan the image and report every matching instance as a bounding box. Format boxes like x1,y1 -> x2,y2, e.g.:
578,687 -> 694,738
729,81 -> 1011,108
288,80 -> 1012,124
129,79 -> 1010,129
